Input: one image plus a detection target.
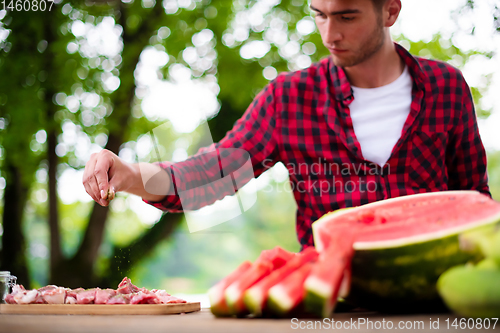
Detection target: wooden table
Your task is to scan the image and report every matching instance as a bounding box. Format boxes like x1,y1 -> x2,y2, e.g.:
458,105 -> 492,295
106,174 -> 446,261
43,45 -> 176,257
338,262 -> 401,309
1,308 -> 498,333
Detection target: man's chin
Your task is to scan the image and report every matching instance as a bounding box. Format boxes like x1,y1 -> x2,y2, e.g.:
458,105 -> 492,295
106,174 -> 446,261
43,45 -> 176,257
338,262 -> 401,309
330,55 -> 353,68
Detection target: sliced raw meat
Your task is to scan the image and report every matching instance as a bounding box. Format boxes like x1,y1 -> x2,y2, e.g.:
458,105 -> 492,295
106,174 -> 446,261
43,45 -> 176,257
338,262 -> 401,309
76,288 -> 98,304
95,288 -> 117,304
151,289 -> 171,297
130,292 -> 160,304
38,285 -> 58,293
107,294 -> 131,304
67,288 -> 84,299
117,277 -> 140,294
157,295 -> 187,304
5,285 -> 25,304
65,296 -> 77,304
5,294 -> 16,304
14,289 -> 39,304
41,286 -> 67,304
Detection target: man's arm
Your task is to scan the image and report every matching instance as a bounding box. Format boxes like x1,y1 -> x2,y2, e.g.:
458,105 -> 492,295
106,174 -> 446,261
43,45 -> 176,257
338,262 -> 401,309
144,81 -> 281,212
83,80 -> 281,209
446,78 -> 490,196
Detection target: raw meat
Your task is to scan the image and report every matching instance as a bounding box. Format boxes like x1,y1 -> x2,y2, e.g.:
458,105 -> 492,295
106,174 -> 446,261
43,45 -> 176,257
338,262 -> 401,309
130,292 -> 160,304
41,286 -> 67,304
117,277 -> 140,294
76,288 -> 98,304
95,289 -> 117,304
4,276 -> 186,305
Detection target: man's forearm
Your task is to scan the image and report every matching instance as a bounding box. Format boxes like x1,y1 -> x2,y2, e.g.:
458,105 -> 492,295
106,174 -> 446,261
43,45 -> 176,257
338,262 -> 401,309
127,163 -> 171,203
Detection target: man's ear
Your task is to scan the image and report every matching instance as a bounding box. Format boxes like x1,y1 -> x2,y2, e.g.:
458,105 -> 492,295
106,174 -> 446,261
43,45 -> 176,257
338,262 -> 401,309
384,0 -> 401,28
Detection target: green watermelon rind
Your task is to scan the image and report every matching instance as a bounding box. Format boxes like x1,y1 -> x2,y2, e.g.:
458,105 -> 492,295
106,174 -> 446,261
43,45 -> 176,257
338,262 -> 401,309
224,283 -> 246,315
303,270 -> 344,318
242,288 -> 263,316
303,290 -> 325,318
303,276 -> 332,318
208,286 -> 232,317
310,191 -> 500,312
349,221 -> 499,301
266,286 -> 294,316
348,226 -> 499,312
437,265 -> 500,318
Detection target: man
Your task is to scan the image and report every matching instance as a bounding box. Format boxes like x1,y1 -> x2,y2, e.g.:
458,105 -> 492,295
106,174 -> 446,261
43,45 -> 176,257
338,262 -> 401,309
83,0 -> 489,247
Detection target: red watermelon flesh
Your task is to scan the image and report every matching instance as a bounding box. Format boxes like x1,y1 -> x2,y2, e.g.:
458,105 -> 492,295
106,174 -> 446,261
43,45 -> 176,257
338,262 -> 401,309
266,262 -> 315,315
314,191 -> 500,251
338,263 -> 352,299
304,228 -> 356,318
243,247 -> 319,316
224,246 -> 294,315
308,191 -> 500,315
255,246 -> 295,269
208,261 -> 252,317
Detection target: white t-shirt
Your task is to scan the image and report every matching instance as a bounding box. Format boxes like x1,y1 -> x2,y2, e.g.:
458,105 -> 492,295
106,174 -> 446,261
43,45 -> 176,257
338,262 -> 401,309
349,65 -> 412,167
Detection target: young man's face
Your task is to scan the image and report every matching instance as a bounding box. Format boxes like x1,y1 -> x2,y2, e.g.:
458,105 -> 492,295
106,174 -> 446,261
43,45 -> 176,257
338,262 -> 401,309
310,0 -> 386,68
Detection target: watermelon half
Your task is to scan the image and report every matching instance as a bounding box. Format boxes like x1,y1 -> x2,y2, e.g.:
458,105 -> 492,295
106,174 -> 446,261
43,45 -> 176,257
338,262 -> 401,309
308,190 -> 500,313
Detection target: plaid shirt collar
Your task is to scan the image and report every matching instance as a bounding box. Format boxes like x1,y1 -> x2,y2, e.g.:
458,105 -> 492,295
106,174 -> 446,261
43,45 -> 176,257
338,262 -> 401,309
326,42 -> 429,167
329,42 -> 428,107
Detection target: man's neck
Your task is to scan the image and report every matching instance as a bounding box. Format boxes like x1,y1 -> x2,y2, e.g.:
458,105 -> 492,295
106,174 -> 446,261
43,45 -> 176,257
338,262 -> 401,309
344,38 -> 405,89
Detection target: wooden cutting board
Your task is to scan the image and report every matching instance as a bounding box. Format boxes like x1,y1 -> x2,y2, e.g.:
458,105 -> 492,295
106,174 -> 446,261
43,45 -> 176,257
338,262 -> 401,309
0,302 -> 201,315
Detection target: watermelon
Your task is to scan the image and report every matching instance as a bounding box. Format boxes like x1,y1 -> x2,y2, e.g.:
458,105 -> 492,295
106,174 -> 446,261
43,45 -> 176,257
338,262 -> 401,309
223,246 -> 294,316
308,190 -> 500,314
208,261 -> 252,316
304,229 -> 355,318
437,264 -> 500,318
243,247 -> 319,316
267,262 -> 314,316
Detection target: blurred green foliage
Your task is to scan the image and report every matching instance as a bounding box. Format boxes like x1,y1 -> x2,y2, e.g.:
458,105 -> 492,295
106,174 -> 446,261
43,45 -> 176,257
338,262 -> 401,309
0,0 -> 498,292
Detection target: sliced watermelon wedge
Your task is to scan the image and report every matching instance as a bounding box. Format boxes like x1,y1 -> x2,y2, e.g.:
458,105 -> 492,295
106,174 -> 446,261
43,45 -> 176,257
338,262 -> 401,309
224,246 -> 294,315
266,262 -> 314,316
208,261 -> 252,317
304,228 -> 356,318
255,246 -> 295,269
243,247 -> 319,316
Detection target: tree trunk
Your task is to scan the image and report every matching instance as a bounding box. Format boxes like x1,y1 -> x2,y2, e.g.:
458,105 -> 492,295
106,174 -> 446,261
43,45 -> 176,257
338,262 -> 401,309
47,129 -> 63,282
100,213 -> 184,288
0,163 -> 30,287
51,0 -> 171,288
43,15 -> 63,284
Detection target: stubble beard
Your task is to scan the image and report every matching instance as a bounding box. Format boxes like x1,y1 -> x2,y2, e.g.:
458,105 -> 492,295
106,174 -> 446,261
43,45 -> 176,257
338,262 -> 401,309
330,16 -> 386,68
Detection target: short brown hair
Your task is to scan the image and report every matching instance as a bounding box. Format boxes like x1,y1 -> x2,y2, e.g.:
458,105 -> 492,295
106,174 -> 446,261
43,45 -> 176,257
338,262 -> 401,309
371,0 -> 388,11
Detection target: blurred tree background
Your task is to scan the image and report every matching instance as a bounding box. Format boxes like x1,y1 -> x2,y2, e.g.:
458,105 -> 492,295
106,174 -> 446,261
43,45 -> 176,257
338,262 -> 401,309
0,0 -> 499,293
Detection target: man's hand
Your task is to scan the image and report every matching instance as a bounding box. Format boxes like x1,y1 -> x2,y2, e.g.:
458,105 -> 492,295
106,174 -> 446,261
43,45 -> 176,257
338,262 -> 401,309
83,149 -> 171,206
82,149 -> 136,206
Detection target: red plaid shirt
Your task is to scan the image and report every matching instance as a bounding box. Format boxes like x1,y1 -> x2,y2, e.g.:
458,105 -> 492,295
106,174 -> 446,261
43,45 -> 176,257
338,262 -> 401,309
145,43 -> 490,247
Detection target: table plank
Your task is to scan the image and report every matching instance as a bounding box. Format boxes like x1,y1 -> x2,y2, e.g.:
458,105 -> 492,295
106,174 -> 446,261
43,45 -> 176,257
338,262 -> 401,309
1,309 -> 498,333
